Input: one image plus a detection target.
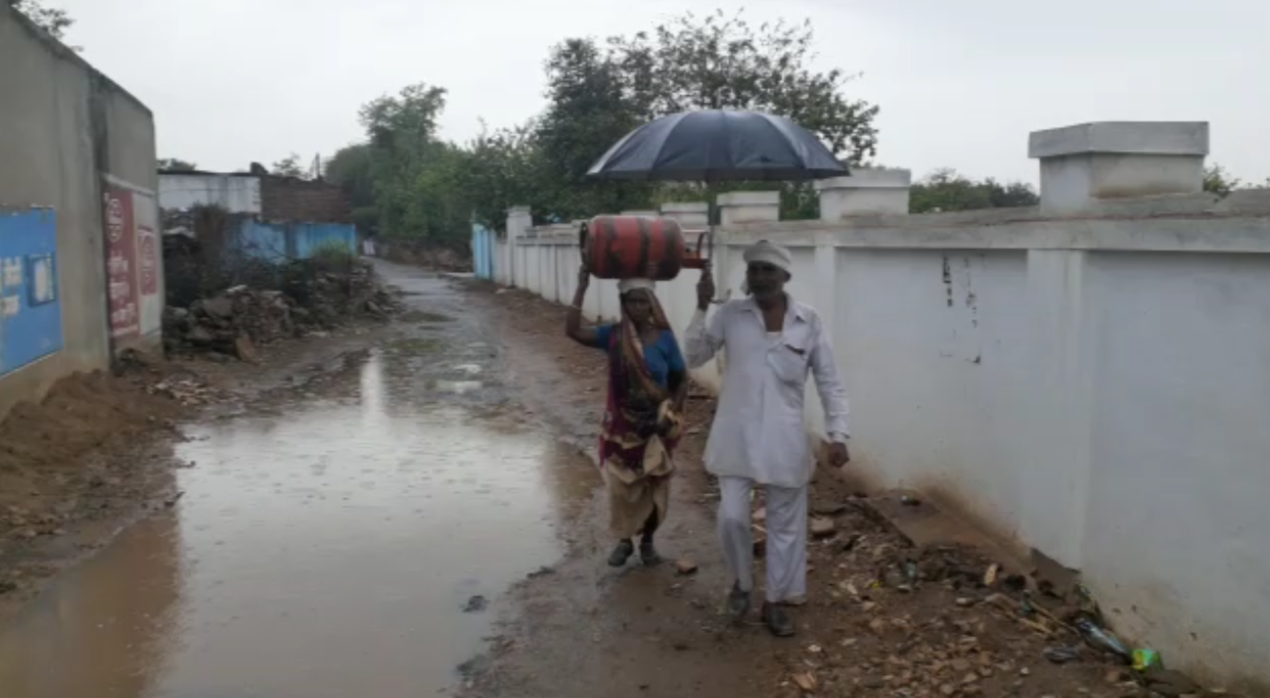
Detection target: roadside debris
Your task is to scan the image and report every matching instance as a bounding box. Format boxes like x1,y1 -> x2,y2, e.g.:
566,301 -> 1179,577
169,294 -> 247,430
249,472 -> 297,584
791,671 -> 817,693
983,563 -> 999,587
163,260 -> 401,361
146,377 -> 224,407
1132,648 -> 1163,671
468,283 -> 1236,698
674,557 -> 698,576
810,517 -> 836,538
463,595 -> 488,613
1143,668 -> 1202,696
1043,646 -> 1082,664
1075,617 -> 1132,662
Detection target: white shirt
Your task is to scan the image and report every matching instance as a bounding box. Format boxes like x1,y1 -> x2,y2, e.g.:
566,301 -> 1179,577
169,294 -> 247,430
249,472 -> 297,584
684,295 -> 850,488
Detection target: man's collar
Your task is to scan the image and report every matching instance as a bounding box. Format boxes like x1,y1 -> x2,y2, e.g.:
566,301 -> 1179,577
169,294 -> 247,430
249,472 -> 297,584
743,293 -> 807,322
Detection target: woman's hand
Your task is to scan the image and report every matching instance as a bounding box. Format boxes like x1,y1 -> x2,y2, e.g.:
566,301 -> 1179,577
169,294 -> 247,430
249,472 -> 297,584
696,267 -> 715,310
566,263 -> 596,346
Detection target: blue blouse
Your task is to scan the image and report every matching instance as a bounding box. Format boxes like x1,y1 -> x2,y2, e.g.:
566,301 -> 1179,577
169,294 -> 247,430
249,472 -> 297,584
591,325 -> 686,388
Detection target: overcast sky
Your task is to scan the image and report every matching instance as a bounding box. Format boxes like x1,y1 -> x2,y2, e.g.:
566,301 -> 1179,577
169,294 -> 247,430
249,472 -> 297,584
54,0 -> 1269,184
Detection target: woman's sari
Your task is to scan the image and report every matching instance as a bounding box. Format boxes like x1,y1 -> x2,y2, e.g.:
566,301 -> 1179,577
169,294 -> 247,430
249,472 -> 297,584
599,291 -> 683,539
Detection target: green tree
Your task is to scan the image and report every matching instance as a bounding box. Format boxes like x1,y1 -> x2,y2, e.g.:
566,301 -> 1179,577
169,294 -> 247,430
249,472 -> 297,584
909,169 -> 1038,213
9,0 -> 75,45
607,10 -> 878,162
324,144 -> 378,233
158,158 -> 198,172
533,10 -> 880,221
982,178 -> 1040,208
346,10 -> 883,238
358,83 -> 471,243
536,38 -> 653,219
270,154 -> 307,178
462,121 -> 553,231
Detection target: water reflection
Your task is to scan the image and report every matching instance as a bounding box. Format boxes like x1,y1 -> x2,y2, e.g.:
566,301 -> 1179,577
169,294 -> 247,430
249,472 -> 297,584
0,344 -> 595,698
0,514 -> 180,698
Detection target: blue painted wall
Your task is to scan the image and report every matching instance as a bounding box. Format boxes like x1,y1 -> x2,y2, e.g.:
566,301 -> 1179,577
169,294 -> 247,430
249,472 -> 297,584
235,221 -> 358,264
294,223 -> 358,259
238,220 -> 290,263
0,209 -> 63,376
472,223 -> 496,280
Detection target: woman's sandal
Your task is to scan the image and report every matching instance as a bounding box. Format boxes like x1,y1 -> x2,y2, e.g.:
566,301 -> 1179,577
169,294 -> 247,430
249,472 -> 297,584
639,539 -> 662,566
608,540 -> 635,567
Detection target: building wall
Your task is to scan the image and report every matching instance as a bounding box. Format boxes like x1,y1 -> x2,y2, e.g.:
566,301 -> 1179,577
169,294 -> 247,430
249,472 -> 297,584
0,209 -> 63,376
501,187 -> 1270,691
259,177 -> 352,223
237,220 -> 357,264
158,174 -> 262,214
472,224 -> 496,280
0,6 -> 160,420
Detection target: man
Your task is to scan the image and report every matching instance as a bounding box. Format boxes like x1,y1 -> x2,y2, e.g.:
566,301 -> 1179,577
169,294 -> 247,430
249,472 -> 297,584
684,240 -> 850,637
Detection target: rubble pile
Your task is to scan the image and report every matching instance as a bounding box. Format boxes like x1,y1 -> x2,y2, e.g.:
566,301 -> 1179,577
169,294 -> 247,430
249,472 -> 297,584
163,260 -> 399,361
751,490 -> 1233,698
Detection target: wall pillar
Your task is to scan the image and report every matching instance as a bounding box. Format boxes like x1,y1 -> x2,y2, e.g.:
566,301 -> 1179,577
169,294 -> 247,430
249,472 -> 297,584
716,191 -> 780,225
1018,249 -> 1097,568
505,205 -> 532,287
659,201 -> 709,229
815,169 -> 912,219
1028,121 -> 1209,215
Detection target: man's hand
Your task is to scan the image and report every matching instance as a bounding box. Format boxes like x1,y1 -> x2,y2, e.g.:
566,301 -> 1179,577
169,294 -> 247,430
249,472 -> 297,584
827,441 -> 850,468
696,266 -> 715,310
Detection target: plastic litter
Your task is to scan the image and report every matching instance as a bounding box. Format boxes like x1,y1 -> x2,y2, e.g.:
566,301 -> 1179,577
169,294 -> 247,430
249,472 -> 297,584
1043,646 -> 1082,664
1075,618 -> 1131,662
1132,648 -> 1162,671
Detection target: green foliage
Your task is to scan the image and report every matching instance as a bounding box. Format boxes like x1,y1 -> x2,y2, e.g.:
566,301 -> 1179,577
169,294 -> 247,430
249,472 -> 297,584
357,84 -> 471,244
527,11 -> 879,220
309,240 -> 356,270
325,144 -> 377,233
11,0 -> 75,46
535,38 -> 654,219
461,122 -> 552,231
1203,164 -> 1242,197
909,169 -> 1039,214
271,154 -> 307,179
158,158 -> 198,172
348,10 -> 881,238
606,10 -> 879,161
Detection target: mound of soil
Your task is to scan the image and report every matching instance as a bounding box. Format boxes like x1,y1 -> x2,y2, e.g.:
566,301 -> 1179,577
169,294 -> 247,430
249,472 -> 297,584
0,369 -> 187,550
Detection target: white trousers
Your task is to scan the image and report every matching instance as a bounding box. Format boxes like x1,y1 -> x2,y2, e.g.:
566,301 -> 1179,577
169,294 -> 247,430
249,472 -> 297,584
717,476 -> 808,604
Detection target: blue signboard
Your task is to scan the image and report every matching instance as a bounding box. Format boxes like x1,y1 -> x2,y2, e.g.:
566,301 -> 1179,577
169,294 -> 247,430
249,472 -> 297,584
0,208 -> 62,376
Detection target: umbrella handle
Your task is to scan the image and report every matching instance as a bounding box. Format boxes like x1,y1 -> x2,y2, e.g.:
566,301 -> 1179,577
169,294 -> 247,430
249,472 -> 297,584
695,229 -> 729,304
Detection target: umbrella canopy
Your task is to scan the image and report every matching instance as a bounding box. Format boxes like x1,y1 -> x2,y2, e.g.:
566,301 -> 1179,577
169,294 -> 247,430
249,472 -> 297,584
586,110 -> 849,182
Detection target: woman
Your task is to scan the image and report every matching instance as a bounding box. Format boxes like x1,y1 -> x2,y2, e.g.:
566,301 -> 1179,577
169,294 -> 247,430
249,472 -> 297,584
566,265 -> 689,567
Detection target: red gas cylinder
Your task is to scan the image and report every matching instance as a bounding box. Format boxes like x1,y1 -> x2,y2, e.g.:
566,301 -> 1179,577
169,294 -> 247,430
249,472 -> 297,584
579,215 -> 709,281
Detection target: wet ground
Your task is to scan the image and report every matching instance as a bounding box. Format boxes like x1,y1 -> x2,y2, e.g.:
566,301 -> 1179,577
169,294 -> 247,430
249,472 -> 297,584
0,261 -> 1165,698
0,264 -> 597,698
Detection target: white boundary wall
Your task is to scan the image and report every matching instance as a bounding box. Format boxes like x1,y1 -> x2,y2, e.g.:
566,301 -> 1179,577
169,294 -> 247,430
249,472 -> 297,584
492,122 -> 1270,692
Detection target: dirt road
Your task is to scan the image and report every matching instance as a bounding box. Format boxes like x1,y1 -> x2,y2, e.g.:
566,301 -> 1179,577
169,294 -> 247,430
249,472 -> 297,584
0,261 -> 1142,698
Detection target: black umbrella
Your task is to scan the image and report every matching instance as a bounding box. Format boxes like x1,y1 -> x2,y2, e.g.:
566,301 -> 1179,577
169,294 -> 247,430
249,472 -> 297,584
586,110 -> 848,182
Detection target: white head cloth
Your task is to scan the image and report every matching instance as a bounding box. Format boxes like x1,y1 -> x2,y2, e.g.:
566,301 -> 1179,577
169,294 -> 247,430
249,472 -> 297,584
742,240 -> 793,273
741,240 -> 792,295
617,278 -> 656,295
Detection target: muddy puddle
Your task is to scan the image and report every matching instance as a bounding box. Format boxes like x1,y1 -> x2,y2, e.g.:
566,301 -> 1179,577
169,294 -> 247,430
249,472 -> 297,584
0,272 -> 599,698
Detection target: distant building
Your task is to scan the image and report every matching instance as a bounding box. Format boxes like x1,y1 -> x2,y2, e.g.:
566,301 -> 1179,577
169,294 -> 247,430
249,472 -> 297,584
158,169 -> 352,224
158,168 -> 358,267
